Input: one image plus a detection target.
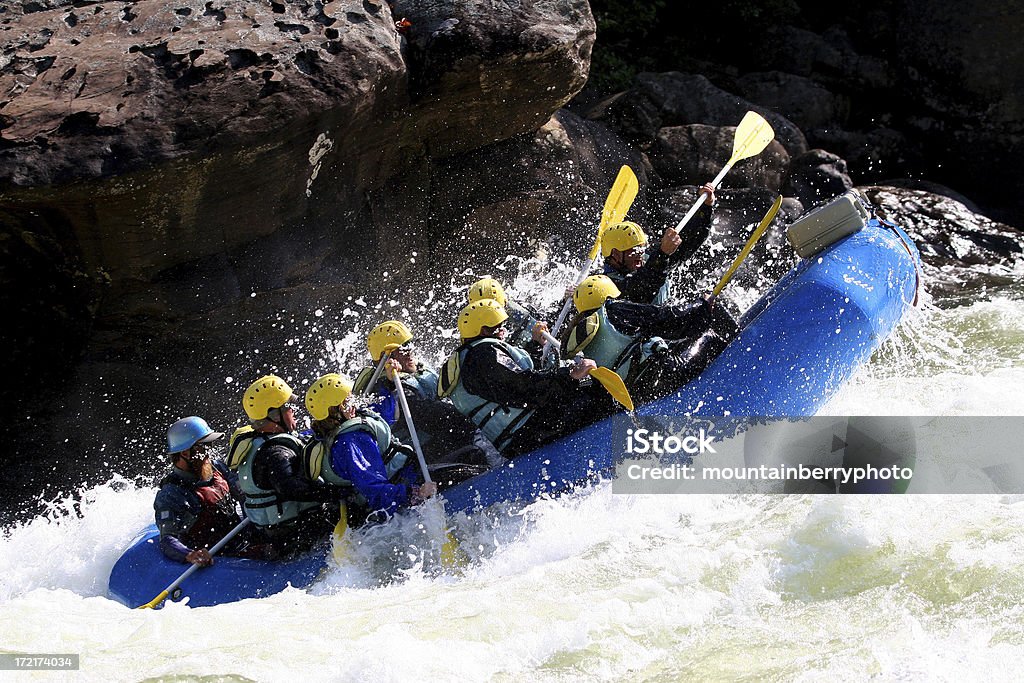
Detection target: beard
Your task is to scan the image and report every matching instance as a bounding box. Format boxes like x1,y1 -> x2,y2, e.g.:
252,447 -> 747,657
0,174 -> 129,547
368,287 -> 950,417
189,456 -> 214,481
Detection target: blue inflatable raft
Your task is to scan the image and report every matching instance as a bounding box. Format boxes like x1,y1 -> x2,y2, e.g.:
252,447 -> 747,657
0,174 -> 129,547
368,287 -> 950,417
108,526 -> 328,608
108,217 -> 920,608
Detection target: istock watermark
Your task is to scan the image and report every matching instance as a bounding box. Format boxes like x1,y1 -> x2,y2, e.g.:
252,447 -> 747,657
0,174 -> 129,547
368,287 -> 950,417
626,427 -> 717,455
609,415 -> 1024,494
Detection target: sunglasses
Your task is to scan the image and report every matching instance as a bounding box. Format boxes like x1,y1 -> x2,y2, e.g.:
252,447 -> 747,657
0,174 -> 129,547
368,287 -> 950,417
269,404 -> 299,420
185,442 -> 211,460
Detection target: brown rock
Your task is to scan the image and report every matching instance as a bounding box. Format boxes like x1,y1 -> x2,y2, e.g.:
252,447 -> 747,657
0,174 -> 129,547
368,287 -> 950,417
0,0 -> 596,514
650,124 -> 789,192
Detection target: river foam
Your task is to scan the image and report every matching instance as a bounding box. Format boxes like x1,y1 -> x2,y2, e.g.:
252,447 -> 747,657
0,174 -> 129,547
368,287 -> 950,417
2,281 -> 1022,681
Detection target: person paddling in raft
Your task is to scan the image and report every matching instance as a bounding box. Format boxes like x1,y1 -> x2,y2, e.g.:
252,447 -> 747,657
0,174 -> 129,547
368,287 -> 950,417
225,376 -> 339,557
438,298 -> 619,458
304,373 -> 437,526
154,416 -> 272,566
466,277 -> 554,366
562,275 -> 735,405
352,320 -> 502,472
602,183 -> 716,305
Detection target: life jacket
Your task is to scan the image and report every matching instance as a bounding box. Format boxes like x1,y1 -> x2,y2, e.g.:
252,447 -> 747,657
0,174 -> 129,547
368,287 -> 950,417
437,338 -> 535,453
352,365 -> 379,396
158,466 -> 237,550
606,268 -> 671,306
303,410 -> 409,493
564,306 -> 667,386
232,430 -> 321,528
354,364 -> 439,402
226,425 -> 258,470
404,368 -> 439,401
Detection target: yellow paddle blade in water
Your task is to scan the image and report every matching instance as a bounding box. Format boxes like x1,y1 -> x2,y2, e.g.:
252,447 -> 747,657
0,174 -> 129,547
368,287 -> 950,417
440,528 -> 466,569
589,367 -> 634,412
137,590 -> 169,610
332,502 -> 351,565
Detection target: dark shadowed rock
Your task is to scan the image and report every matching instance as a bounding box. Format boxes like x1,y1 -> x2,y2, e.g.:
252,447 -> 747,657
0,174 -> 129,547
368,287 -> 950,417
0,0 -> 596,515
395,0 -> 595,155
810,127 -> 917,181
0,0 -> 594,332
0,0 -> 595,317
750,5 -> 1024,222
892,1 -> 1024,129
755,25 -> 894,94
423,108 -> 650,271
783,149 -> 853,208
863,186 -> 1024,296
650,124 -> 789,192
734,71 -> 850,132
585,72 -> 808,160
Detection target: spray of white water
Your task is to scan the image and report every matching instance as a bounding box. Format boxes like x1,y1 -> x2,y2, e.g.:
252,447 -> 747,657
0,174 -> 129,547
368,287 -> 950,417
2,263 -> 1023,680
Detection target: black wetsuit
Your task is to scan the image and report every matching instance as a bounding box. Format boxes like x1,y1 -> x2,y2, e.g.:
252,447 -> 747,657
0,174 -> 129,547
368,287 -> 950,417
604,204 -> 713,304
606,298 -> 739,402
250,438 -> 338,556
460,340 -> 618,458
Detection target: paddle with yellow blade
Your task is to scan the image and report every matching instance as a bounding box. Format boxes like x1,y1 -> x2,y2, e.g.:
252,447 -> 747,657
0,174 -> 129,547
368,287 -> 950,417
137,517 -> 252,609
672,111 -> 775,235
540,330 -> 635,412
544,165 -> 640,362
707,195 -> 784,306
333,345 -> 399,562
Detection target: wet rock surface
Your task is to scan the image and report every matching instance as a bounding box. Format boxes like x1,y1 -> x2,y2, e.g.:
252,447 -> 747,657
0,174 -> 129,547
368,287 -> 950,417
864,186 -> 1024,298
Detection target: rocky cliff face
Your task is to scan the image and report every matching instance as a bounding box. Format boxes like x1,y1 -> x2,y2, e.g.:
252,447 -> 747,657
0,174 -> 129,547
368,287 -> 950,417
1,0 -> 593,301
0,0 -> 1020,514
0,0 -> 596,509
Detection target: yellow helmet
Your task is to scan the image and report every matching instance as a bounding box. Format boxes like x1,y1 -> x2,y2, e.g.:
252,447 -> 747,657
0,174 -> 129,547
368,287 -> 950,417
574,274 -> 621,312
458,299 -> 508,340
243,375 -> 298,421
467,277 -> 507,307
601,221 -> 648,258
367,320 -> 413,361
305,373 -> 353,421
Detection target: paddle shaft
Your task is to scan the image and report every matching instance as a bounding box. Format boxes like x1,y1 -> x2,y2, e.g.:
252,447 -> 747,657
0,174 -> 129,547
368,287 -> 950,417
673,111 -> 775,234
709,195 -> 783,303
390,378 -> 462,566
671,163 -> 733,234
362,351 -> 392,395
548,255 -> 596,341
392,373 -> 432,485
540,330 -> 563,355
545,166 -> 638,359
138,517 -> 252,609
